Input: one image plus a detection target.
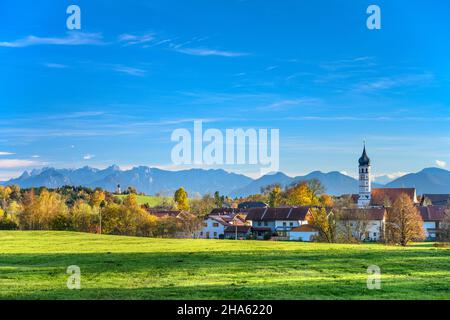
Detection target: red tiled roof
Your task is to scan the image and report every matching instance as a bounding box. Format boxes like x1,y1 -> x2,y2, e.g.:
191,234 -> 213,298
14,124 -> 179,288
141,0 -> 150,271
246,207 -> 311,221
147,210 -> 181,218
371,188 -> 417,206
340,208 -> 386,221
210,208 -> 241,215
422,194 -> 450,206
416,206 -> 447,221
291,225 -> 318,232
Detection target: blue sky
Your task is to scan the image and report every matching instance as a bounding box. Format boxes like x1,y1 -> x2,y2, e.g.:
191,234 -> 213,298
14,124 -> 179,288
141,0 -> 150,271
1,0 -> 449,181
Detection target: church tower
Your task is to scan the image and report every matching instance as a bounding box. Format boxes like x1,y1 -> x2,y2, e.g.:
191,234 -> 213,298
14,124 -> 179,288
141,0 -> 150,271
358,143 -> 371,207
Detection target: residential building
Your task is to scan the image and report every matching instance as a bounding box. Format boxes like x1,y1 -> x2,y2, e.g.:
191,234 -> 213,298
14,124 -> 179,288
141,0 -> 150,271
288,225 -> 319,241
224,225 -> 252,240
416,205 -> 446,240
339,208 -> 386,241
246,207 -> 312,239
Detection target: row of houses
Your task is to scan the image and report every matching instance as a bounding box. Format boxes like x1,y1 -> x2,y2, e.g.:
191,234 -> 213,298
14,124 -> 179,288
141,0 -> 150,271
195,192 -> 449,242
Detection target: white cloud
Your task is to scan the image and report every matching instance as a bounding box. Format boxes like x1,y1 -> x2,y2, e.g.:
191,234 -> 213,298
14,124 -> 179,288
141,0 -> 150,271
263,98 -> 320,110
112,65 -> 147,77
118,33 -> 155,46
83,154 -> 95,160
0,32 -> 104,48
0,159 -> 38,168
44,63 -> 68,69
0,152 -> 14,156
173,47 -> 248,57
31,155 -> 40,158
435,160 -> 447,168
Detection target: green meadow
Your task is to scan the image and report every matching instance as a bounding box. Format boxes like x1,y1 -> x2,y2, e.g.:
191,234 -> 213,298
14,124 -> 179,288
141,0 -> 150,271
0,231 -> 449,300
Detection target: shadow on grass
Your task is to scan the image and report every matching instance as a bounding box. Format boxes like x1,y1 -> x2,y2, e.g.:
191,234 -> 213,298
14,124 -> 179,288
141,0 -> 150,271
0,249 -> 449,300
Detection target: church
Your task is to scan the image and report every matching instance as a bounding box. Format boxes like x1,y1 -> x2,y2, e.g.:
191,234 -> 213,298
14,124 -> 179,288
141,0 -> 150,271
356,144 -> 418,208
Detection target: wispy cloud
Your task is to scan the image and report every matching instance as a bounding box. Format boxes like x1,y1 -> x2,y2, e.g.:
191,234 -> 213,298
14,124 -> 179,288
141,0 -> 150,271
43,63 -> 68,69
118,33 -> 155,46
0,32 -> 105,47
83,154 -> 95,160
435,160 -> 447,168
0,152 -> 15,156
0,159 -> 38,168
112,65 -> 147,77
263,98 -> 321,110
354,73 -> 434,92
173,47 -> 249,57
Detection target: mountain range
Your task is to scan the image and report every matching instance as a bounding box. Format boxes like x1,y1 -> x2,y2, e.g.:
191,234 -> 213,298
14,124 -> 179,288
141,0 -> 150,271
1,166 -> 450,197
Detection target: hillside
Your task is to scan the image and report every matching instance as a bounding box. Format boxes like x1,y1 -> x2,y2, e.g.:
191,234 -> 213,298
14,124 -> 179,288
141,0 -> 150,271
1,231 -> 449,300
386,167 -> 450,194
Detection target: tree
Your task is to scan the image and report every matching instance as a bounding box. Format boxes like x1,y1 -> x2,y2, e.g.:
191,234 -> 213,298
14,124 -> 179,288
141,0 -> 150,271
214,191 -> 225,208
190,194 -> 216,217
307,179 -> 325,198
0,186 -> 12,209
27,189 -> 69,230
307,207 -> 336,243
385,193 -> 425,246
70,201 -> 99,233
174,188 -> 189,211
90,190 -> 106,208
268,185 -> 282,208
285,182 -> 318,206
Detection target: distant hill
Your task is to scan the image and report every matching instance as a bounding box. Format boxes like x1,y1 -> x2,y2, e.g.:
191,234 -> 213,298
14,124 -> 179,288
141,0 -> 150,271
385,167 -> 450,194
230,171 -> 383,197
1,166 -> 252,197
3,166 -> 450,197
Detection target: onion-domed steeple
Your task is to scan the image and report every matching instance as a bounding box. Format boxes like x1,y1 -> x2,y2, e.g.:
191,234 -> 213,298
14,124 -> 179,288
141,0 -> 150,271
358,145 -> 371,166
358,142 -> 372,208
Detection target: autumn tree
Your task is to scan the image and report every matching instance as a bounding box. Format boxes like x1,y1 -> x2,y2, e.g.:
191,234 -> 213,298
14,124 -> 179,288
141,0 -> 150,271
90,189 -> 106,208
190,194 -> 216,217
285,182 -> 318,206
174,187 -> 189,211
25,189 -> 69,230
0,186 -> 12,209
268,185 -> 282,208
70,201 -> 100,233
307,207 -> 336,243
385,193 -> 425,246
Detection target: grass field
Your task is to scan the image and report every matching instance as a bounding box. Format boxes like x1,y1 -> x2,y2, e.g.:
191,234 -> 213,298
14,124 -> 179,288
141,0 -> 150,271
114,194 -> 172,207
0,231 -> 449,300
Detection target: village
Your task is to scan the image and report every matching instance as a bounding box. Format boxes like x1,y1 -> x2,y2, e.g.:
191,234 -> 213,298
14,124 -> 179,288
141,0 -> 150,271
145,146 -> 450,243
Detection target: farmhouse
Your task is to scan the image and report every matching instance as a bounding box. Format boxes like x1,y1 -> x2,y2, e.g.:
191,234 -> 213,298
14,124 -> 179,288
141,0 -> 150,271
196,213 -> 247,239
416,205 -> 446,240
245,207 -> 312,239
421,194 -> 450,206
339,208 -> 386,241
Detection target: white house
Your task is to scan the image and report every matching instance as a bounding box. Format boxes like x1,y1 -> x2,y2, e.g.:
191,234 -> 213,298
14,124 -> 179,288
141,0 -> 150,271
339,208 -> 386,241
416,205 -> 446,240
196,214 -> 246,239
246,207 -> 312,239
288,225 -> 319,241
